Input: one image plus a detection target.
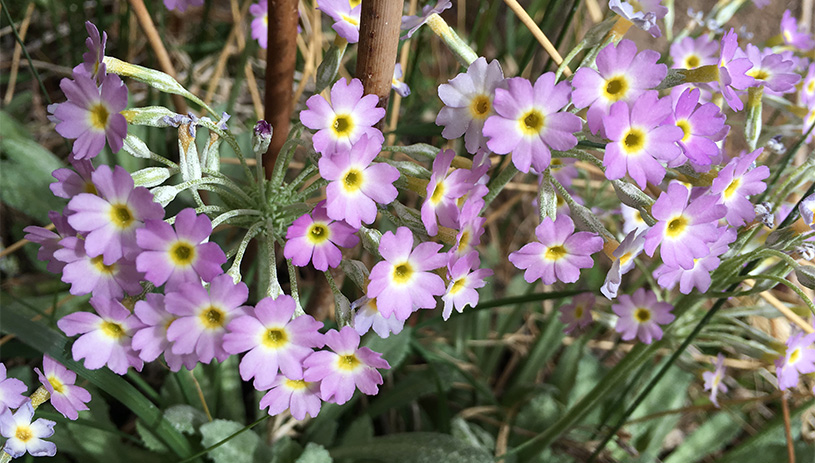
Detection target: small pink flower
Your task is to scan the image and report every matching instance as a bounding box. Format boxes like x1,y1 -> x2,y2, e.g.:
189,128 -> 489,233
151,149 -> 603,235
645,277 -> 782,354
132,294 -> 199,372
303,327 -> 390,405
508,215 -> 603,285
300,78 -> 384,155
250,1 -> 268,49
57,297 -> 144,375
613,289 -> 675,344
709,149 -> 769,227
0,402 -> 56,458
224,295 -> 325,389
421,149 -> 474,236
702,354 -> 728,408
24,211 -> 76,274
284,202 -> 359,271
54,236 -> 143,300
35,356 -> 92,420
259,375 -> 322,420
352,297 -> 405,339
559,293 -> 595,334
367,227 -> 448,321
442,252 -> 491,320
775,332 -> 815,390
319,135 -> 399,228
0,363 -> 27,415
136,208 -> 226,291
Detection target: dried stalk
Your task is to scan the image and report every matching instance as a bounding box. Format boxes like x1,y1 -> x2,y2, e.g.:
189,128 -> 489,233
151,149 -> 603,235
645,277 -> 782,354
355,0 -> 405,118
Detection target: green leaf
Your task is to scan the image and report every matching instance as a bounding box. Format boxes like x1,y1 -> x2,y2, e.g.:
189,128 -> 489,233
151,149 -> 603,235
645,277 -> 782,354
329,433 -> 492,463
137,420 -> 170,453
663,412 -> 743,463
295,443 -> 332,463
363,327 -> 412,369
269,436 -> 304,463
164,404 -> 208,435
200,420 -> 260,463
0,308 -> 196,460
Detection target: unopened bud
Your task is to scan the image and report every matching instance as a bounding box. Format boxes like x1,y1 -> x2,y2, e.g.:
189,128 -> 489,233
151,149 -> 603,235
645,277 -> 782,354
358,226 -> 382,257
340,259 -> 370,290
252,120 -> 273,156
315,39 -> 347,93
132,167 -> 172,188
569,202 -> 614,241
121,106 -> 178,127
149,185 -> 179,207
755,202 -> 774,228
795,265 -> 815,290
121,134 -> 153,159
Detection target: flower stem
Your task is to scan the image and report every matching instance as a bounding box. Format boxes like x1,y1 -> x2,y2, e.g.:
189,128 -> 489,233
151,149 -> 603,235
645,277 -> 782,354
355,0 -> 405,122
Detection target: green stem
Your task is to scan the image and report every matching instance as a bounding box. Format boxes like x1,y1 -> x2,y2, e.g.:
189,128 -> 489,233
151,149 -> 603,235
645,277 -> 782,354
483,162 -> 518,209
750,274 -> 815,315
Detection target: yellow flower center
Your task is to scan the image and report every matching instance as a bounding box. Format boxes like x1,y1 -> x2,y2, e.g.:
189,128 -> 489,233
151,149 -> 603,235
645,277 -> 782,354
634,308 -> 651,323
684,55 -> 701,69
331,114 -> 354,137
285,379 -> 308,390
200,306 -> 226,329
619,252 -> 633,265
89,103 -> 110,130
110,204 -> 134,229
84,181 -> 98,195
337,354 -> 360,370
676,119 -> 691,142
342,168 -> 363,193
430,181 -> 445,204
392,262 -> 414,284
783,30 -> 794,44
622,128 -> 645,154
665,216 -> 688,238
723,178 -> 741,199
349,0 -> 361,8
807,80 -> 815,94
101,321 -> 125,339
603,76 -> 629,101
574,305 -> 584,319
519,109 -> 545,135
91,255 -> 117,275
469,94 -> 491,119
449,277 -> 466,294
307,223 -> 331,245
15,426 -> 33,443
263,328 -> 288,348
170,242 -> 196,266
545,244 -> 567,261
456,230 -> 471,254
340,13 -> 359,27
48,375 -> 66,394
747,69 -> 769,81
789,347 -> 801,365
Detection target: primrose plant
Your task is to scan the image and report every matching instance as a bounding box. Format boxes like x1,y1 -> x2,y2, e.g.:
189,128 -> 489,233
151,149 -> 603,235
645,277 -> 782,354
3,0 -> 815,460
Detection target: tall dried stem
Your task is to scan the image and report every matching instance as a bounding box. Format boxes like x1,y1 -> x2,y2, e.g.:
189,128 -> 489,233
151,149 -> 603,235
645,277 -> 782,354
355,0 -> 405,121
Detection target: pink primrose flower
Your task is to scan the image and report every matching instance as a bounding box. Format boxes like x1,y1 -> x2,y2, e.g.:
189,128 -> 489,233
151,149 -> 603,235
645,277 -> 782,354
317,0 -> 361,43
508,215 -> 603,285
250,0 -> 268,49
352,297 -> 405,339
302,326 -> 390,405
0,364 -> 27,415
483,73 -> 581,173
442,252 -> 492,320
775,332 -> 815,390
24,211 -> 76,274
132,294 -> 198,372
284,201 -> 359,271
665,87 -> 728,169
367,227 -> 448,321
702,354 -> 728,408
781,10 -> 815,51
670,35 -> 718,70
613,288 -> 675,344
259,375 -> 323,420
0,402 -> 56,458
401,0 -> 452,39
653,227 -> 735,294
54,236 -> 143,300
422,149 -> 474,236
35,356 -> 92,420
601,229 -> 646,300
714,29 -> 755,111
559,293 -> 595,334
709,149 -> 769,227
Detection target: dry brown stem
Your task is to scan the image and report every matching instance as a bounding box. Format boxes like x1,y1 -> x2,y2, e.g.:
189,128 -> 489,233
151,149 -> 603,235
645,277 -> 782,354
355,0 -> 405,120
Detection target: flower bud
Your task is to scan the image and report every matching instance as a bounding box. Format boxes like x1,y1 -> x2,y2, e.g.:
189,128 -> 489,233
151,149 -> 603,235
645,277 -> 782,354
340,259 -> 370,291
149,185 -> 179,207
252,120 -> 273,156
611,179 -> 656,225
568,202 -> 614,241
121,134 -> 153,159
358,226 -> 382,257
794,265 -> 815,290
121,106 -> 178,127
315,39 -> 347,94
132,167 -> 172,188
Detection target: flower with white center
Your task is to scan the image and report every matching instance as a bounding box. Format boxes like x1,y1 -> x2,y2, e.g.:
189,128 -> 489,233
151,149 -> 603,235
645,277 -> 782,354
0,402 -> 57,458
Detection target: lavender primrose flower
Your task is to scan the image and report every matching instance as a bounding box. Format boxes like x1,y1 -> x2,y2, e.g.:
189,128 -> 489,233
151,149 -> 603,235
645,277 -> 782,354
608,0 -> 668,38
300,77 -> 385,155
665,87 -> 728,169
74,22 -> 106,81
441,252 -> 492,321
392,63 -> 411,98
57,297 -> 144,374
163,0 -> 204,12
709,149 -> 769,227
136,208 -> 226,291
702,354 -> 728,408
367,227 -> 448,321
613,289 -> 675,344
401,0 -> 452,39
621,204 -> 649,235
739,44 -> 801,94
775,332 -> 815,390
317,0 -> 361,43
781,10 -> 815,51
50,158 -> 96,199
302,326 -> 390,405
483,73 -> 582,173
422,149 -> 474,236
713,28 -> 755,112
508,215 -> 603,285
800,63 -> 815,107
653,227 -> 735,294
53,71 -> 128,161
259,375 -> 322,420
284,201 -> 359,271
165,274 -> 250,364
602,92 -> 683,189
452,195 -> 487,260
352,297 -> 405,339
436,57 -> 505,154
223,295 -> 325,389
644,182 -> 727,270
319,135 -> 399,228
0,402 -> 56,458
54,236 -> 143,300
132,294 -> 198,372
34,356 -> 92,420
670,35 -> 718,70
0,364 -> 26,415
559,293 -> 595,334
250,0 -> 268,48
571,39 -> 666,134
24,211 -> 76,274
601,229 -> 646,300
67,165 -> 165,265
